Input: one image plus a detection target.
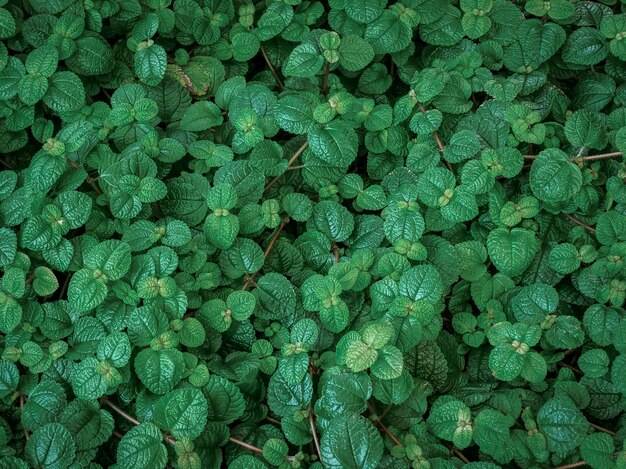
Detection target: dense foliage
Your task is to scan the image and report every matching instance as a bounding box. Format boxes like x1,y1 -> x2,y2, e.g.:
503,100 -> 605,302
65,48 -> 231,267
3,0 -> 626,468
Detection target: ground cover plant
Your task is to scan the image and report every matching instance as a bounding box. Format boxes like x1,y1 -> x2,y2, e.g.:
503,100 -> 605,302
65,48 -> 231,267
2,0 -> 626,468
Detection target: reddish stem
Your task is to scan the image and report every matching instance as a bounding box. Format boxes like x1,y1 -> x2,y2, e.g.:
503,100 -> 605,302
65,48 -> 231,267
260,46 -> 284,91
451,446 -> 470,464
417,103 -> 452,172
242,219 -> 289,291
322,61 -> 331,95
562,212 -> 596,233
590,422 -> 616,436
264,142 -> 309,192
229,437 -> 263,454
309,407 -> 322,461
523,151 -> 622,161
20,395 -> 29,440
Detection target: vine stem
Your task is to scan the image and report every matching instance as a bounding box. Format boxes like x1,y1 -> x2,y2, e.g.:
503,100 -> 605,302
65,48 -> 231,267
417,103 -> 452,172
229,437 -> 263,454
367,402 -> 402,446
0,159 -> 12,169
551,461 -> 588,469
322,61 -> 330,95
562,212 -> 596,233
20,395 -> 29,440
309,406 -> 322,462
260,45 -> 284,91
590,422 -> 616,436
264,141 -> 309,192
451,446 -> 470,464
523,151 -> 622,161
552,452 -> 621,469
242,219 -> 289,291
104,398 -> 295,460
103,399 -> 140,426
331,241 -> 339,263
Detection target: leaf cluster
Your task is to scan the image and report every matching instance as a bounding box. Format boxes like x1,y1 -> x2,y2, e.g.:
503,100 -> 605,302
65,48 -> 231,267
1,0 -> 626,468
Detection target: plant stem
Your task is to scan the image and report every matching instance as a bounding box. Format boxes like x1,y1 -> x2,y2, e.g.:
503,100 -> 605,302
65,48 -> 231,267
523,151 -> 622,161
322,61 -> 330,95
590,422 -> 616,436
229,437 -> 263,454
562,212 -> 596,233
0,159 -> 12,169
260,46 -> 284,91
552,461 -> 589,469
103,399 -> 140,426
264,141 -> 309,192
20,395 -> 29,440
579,151 -> 622,161
451,446 -> 469,464
368,401 -> 402,446
242,219 -> 289,291
309,407 -> 322,461
331,241 -> 339,263
417,103 -> 452,172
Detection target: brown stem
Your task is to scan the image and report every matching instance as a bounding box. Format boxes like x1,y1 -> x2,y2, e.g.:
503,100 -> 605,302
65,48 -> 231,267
309,407 -> 322,461
265,416 -> 281,425
551,461 -> 589,469
451,446 -> 470,464
20,395 -> 29,441
368,401 -> 402,446
562,212 -> 596,233
552,452 -> 621,469
558,362 -> 582,374
229,437 -> 263,454
242,219 -> 289,291
417,103 -> 452,172
523,151 -> 622,161
103,399 -> 175,445
331,242 -> 339,263
103,399 -> 140,426
578,151 -> 622,161
86,177 -> 102,195
590,422 -> 616,436
112,430 -> 124,439
260,46 -> 284,91
378,420 -> 402,446
322,61 -> 330,95
264,142 -> 309,192
0,159 -> 12,169
378,404 -> 392,422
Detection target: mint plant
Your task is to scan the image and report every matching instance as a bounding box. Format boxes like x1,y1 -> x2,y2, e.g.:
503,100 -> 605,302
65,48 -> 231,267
0,0 -> 626,468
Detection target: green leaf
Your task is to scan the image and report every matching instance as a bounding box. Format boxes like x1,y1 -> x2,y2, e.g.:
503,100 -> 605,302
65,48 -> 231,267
308,121 -> 358,167
320,414 -> 383,469
529,149 -> 582,203
135,44 -> 167,86
204,374 -> 245,424
283,43 -> 324,78
487,228 -> 539,277
338,35 -> 375,72
154,387 -> 208,439
537,397 -> 589,453
580,433 -> 615,469
43,71 -> 85,112
473,409 -> 514,464
427,397 -> 473,449
117,423 -> 167,469
25,423 -> 75,469
134,348 -> 185,395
